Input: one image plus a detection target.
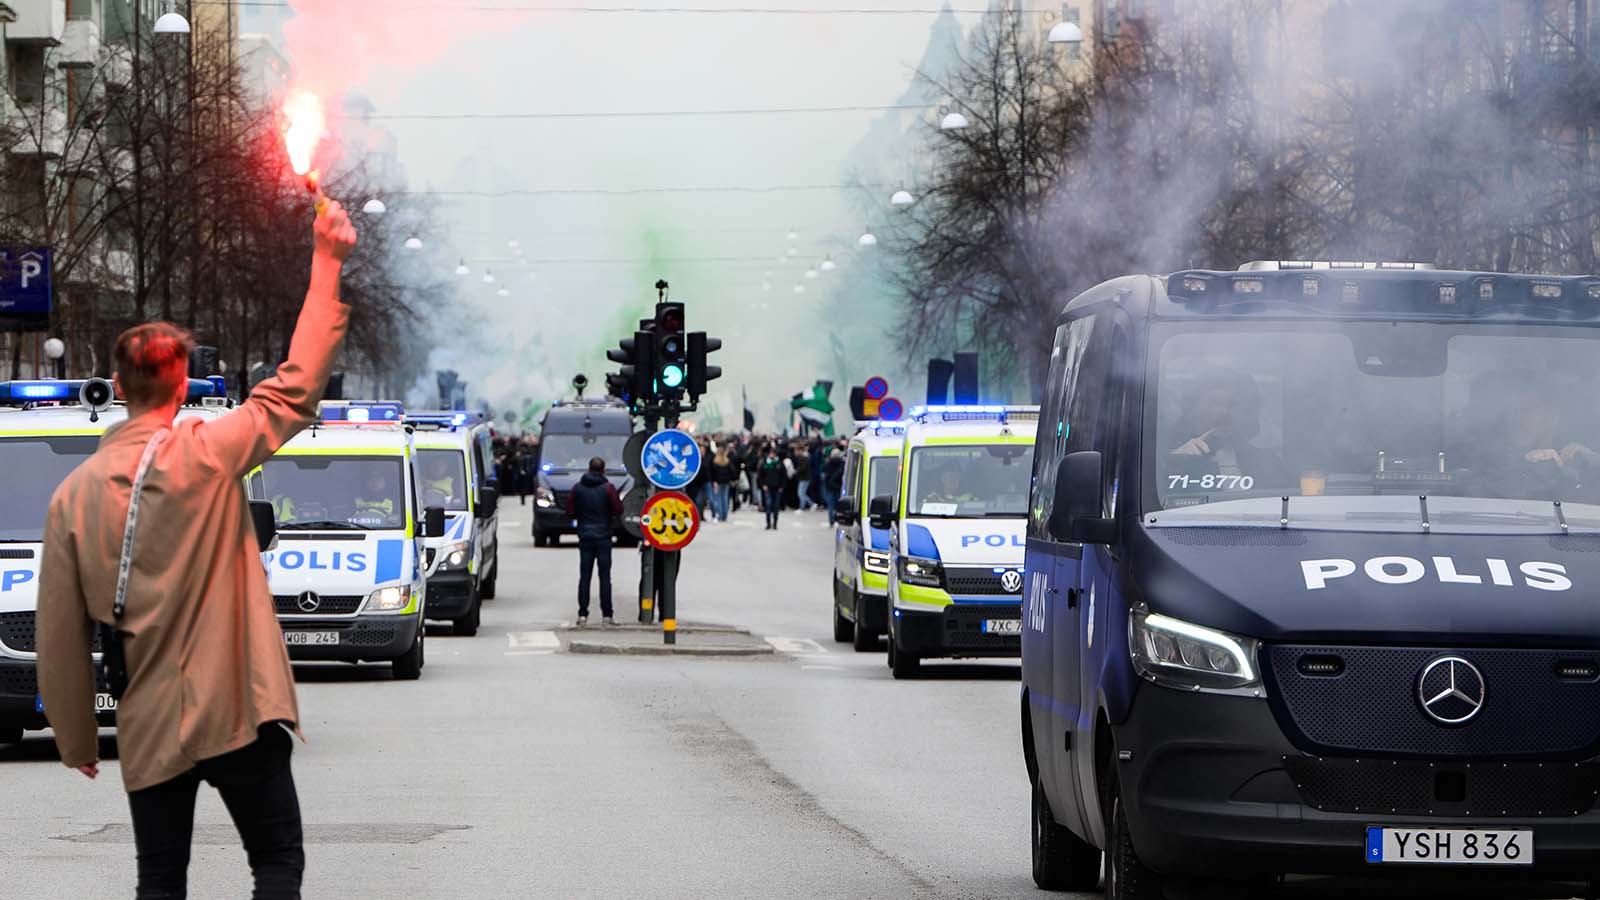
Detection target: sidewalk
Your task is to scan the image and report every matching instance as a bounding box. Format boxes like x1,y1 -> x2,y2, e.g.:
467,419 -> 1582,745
560,621 -> 774,657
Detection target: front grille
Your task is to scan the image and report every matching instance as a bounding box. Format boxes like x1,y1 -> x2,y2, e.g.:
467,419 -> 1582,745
1284,756 -> 1600,817
0,665 -> 37,697
1267,645 -> 1600,759
944,568 -> 1020,596
429,581 -> 470,604
273,595 -> 364,616
0,612 -> 36,653
347,626 -> 396,647
944,604 -> 1021,649
1158,528 -> 1309,547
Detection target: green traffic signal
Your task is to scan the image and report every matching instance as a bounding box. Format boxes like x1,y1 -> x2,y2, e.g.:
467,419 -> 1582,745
660,364 -> 685,388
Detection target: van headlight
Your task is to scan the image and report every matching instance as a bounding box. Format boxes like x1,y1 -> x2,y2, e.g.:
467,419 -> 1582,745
1129,610 -> 1264,696
535,487 -> 555,509
862,551 -> 891,574
437,541 -> 470,571
897,555 -> 942,588
365,585 -> 412,613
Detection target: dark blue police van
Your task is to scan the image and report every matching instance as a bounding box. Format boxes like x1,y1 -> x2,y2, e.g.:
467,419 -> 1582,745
1023,262 -> 1600,897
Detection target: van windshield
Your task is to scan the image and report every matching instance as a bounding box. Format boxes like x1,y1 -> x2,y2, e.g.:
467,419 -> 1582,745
258,456 -> 408,530
540,433 -> 629,473
907,444 -> 1032,518
1147,322 -> 1600,533
0,436 -> 98,541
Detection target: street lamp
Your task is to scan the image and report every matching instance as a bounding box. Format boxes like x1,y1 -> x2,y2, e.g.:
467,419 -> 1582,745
891,189 -> 916,207
43,337 -> 65,379
940,111 -> 970,131
1047,20 -> 1085,44
455,259 -> 470,276
483,270 -> 496,284
153,1 -> 191,34
787,230 -> 798,241
405,236 -> 424,250
820,256 -> 837,272
859,228 -> 878,247
362,198 -> 387,216
805,268 -> 818,280
497,288 -> 510,298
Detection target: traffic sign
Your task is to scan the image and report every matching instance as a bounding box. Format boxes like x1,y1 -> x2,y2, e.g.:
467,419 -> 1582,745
864,376 -> 889,400
641,490 -> 700,551
0,248 -> 51,328
878,397 -> 904,421
640,428 -> 701,490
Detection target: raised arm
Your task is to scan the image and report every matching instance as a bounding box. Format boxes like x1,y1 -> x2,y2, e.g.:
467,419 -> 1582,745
196,203 -> 360,476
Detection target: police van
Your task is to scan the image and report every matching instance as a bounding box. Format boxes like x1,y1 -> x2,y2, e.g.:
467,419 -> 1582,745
249,402 -> 445,680
0,377 -> 231,742
532,399 -> 634,546
1024,264 -> 1600,897
830,421 -> 904,651
408,411 -> 500,636
868,405 -> 1037,679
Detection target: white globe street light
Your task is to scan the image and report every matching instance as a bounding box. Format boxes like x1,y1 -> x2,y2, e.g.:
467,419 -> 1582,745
891,189 -> 915,207
362,198 -> 387,216
43,338 -> 65,360
793,284 -> 806,295
786,247 -> 798,257
805,268 -> 818,280
940,112 -> 970,131
455,260 -> 470,276
859,230 -> 878,247
508,239 -> 520,249
787,230 -> 798,241
820,256 -> 837,272
1048,20 -> 1085,44
483,270 -> 496,284
497,288 -> 510,298
405,236 -> 423,250
153,2 -> 191,34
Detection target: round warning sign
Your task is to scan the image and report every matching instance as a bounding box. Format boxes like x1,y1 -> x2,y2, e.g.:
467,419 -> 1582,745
640,490 -> 701,552
864,376 -> 889,400
878,396 -> 905,421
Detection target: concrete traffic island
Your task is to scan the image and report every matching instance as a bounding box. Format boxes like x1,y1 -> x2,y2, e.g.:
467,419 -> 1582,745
560,621 -> 774,657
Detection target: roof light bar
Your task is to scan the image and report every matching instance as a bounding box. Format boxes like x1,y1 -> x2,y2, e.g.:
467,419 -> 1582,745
320,401 -> 405,424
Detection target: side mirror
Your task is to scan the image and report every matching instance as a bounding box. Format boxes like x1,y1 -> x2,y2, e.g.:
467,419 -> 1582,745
867,495 -> 896,530
477,485 -> 499,519
835,495 -> 858,526
1050,451 -> 1116,544
423,505 -> 448,539
248,500 -> 277,553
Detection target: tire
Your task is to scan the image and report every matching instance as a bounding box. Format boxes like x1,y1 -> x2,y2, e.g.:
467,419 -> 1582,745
890,635 -> 920,679
0,726 -> 22,744
1032,771 -> 1102,891
452,584 -> 482,637
1106,783 -> 1164,900
392,627 -> 424,680
832,592 -> 854,643
533,530 -> 547,548
479,555 -> 498,600
851,591 -> 877,653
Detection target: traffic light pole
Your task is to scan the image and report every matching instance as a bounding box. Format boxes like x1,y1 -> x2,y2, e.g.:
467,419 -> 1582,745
659,550 -> 679,645
637,407 -> 659,625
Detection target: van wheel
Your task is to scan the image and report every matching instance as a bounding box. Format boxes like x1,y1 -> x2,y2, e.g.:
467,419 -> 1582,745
392,629 -> 424,680
1033,771 -> 1101,891
889,636 -> 920,679
1106,782 -> 1163,900
832,600 -> 854,643
533,531 -> 547,548
452,586 -> 482,637
851,592 -> 877,652
0,726 -> 21,744
479,556 -> 498,600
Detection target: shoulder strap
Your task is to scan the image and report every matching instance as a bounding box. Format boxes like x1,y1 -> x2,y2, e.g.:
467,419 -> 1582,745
113,431 -> 169,621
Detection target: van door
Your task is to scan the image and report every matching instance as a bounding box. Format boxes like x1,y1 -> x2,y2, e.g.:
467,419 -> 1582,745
469,431 -> 497,569
835,445 -> 863,610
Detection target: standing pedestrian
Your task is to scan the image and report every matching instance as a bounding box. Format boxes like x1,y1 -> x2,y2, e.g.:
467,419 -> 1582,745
35,202 -> 359,900
566,456 -> 623,626
710,449 -> 735,522
823,447 -> 846,525
807,438 -> 826,509
793,443 -> 814,511
758,446 -> 788,530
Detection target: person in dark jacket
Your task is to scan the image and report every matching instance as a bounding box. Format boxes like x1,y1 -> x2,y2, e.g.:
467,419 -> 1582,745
758,447 -> 788,530
822,448 -> 846,525
565,457 -> 623,626
710,449 -> 736,522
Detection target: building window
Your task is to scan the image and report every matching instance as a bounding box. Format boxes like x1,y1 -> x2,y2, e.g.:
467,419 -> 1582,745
67,0 -> 94,21
10,45 -> 46,107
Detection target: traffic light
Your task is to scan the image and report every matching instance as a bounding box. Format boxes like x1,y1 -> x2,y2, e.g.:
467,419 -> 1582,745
653,302 -> 686,394
607,331 -> 654,402
686,332 -> 722,398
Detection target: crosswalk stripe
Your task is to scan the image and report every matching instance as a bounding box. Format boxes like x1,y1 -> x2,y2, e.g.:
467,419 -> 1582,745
764,636 -> 828,655
507,630 -> 560,650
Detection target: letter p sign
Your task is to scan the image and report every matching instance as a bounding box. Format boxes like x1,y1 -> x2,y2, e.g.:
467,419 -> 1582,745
1,569 -> 35,592
1301,559 -> 1356,590
19,256 -> 42,290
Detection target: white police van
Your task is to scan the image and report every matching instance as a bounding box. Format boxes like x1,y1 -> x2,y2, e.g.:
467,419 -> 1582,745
0,377 -> 231,742
831,421 -> 904,651
408,410 -> 500,636
867,405 -> 1038,678
248,401 -> 445,680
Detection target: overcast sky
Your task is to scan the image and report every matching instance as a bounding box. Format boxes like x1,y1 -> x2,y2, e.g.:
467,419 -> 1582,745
258,1 -> 987,427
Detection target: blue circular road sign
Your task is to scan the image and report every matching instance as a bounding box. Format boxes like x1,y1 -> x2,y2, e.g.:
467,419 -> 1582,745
864,376 -> 889,400
640,429 -> 703,490
878,397 -> 904,421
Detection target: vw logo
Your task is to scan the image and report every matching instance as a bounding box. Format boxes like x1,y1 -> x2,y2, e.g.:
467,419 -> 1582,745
1418,656 -> 1486,725
296,591 -> 321,613
999,570 -> 1024,593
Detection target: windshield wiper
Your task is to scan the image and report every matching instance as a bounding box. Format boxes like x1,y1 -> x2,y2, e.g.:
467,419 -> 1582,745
1554,500 -> 1569,534
280,520 -> 366,531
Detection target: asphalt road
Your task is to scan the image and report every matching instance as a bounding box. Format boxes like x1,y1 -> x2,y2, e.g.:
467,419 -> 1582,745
0,501 -> 1589,899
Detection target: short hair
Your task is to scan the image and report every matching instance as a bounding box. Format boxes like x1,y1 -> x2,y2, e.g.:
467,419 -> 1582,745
115,323 -> 193,408
588,457 -> 606,474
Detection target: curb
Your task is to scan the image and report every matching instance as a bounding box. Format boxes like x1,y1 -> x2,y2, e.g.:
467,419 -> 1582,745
566,640 -> 775,657
557,623 -> 749,636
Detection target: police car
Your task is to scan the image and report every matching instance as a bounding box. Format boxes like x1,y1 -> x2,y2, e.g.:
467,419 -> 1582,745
831,421 -> 904,651
868,405 -> 1037,678
409,411 -> 500,637
0,377 -> 230,742
1024,264 -> 1600,897
248,402 -> 445,680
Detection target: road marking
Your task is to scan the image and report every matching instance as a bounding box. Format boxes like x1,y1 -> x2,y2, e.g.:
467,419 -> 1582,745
801,664 -> 844,671
501,520 -> 524,528
507,630 -> 560,650
764,636 -> 828,655
506,650 -> 554,657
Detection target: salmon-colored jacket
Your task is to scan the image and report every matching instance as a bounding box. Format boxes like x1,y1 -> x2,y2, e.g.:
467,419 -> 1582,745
36,264 -> 348,792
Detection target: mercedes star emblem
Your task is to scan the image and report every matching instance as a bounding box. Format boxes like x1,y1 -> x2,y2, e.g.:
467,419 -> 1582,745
1418,656 -> 1486,725
296,591 -> 321,613
1000,570 -> 1024,593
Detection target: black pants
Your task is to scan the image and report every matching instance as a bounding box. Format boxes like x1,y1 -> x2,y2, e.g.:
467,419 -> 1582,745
578,536 -> 613,617
761,488 -> 783,528
127,724 -> 303,900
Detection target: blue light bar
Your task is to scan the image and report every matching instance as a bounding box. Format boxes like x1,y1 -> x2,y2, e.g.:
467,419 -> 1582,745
406,409 -> 483,429
910,404 -> 1041,425
0,380 -> 78,402
320,401 -> 405,424
185,378 -> 223,400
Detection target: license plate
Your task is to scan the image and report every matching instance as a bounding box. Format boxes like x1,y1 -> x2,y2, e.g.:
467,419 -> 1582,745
982,619 -> 1022,635
1366,827 -> 1532,865
283,631 -> 340,646
94,692 -> 117,713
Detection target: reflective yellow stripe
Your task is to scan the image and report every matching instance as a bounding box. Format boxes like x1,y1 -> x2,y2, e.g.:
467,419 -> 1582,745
276,447 -> 406,457
897,582 -> 953,608
922,435 -> 1036,446
0,428 -> 105,437
663,618 -> 677,632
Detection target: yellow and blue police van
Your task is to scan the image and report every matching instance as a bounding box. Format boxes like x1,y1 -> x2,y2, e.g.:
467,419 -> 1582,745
831,421 -> 905,651
248,401 -> 445,680
867,405 -> 1039,679
0,377 -> 231,742
408,410 -> 500,636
